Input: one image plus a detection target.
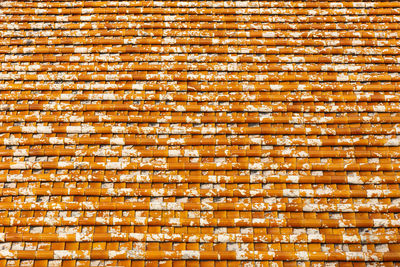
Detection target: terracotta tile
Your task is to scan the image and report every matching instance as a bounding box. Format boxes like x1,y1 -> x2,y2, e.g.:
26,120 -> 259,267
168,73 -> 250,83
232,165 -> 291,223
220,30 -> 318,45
0,0 -> 399,265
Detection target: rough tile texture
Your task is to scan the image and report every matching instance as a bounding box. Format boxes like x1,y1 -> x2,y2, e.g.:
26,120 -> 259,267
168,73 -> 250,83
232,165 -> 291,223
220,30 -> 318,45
0,0 -> 400,266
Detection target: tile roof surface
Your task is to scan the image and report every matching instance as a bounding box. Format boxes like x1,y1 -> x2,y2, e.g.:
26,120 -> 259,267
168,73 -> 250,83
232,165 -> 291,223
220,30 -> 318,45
1,0 -> 400,266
